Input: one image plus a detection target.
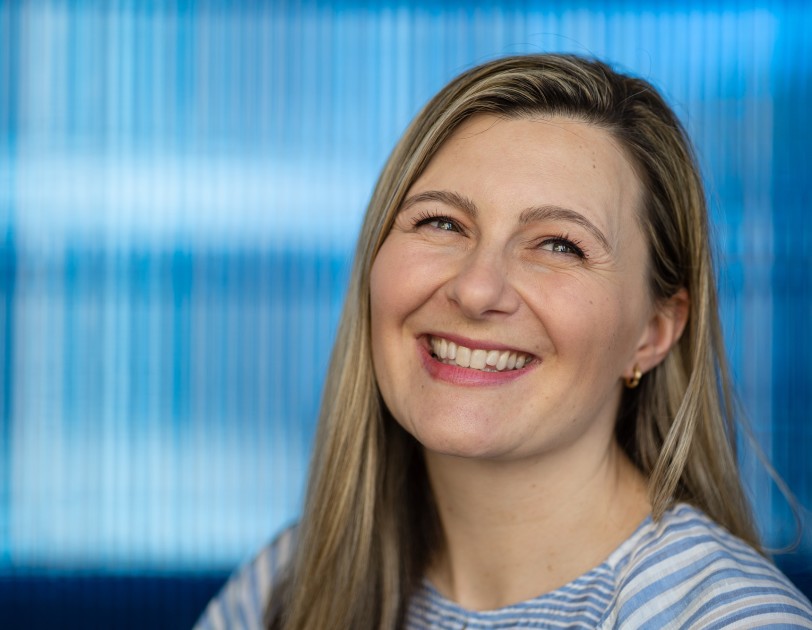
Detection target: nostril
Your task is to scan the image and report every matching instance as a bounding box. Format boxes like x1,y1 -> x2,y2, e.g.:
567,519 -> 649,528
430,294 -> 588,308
445,257 -> 517,318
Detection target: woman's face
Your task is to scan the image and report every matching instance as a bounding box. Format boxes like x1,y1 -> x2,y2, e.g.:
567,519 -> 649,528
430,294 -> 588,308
370,114 -> 659,462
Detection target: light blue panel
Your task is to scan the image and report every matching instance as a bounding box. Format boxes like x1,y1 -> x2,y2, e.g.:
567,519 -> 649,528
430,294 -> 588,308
0,0 -> 809,575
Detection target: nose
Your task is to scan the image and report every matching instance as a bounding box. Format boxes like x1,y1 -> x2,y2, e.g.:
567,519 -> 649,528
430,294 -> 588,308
444,247 -> 521,319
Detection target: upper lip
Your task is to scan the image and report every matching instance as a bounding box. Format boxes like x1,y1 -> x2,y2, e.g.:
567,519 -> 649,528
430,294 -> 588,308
421,332 -> 537,357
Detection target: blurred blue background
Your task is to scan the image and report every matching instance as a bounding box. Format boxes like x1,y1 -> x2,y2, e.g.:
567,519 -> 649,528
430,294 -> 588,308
1,1 -> 810,627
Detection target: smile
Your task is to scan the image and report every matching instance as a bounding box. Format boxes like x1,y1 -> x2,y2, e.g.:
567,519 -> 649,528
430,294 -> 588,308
429,336 -> 534,372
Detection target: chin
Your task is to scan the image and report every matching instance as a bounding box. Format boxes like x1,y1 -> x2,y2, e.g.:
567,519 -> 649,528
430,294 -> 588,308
406,420 -> 516,461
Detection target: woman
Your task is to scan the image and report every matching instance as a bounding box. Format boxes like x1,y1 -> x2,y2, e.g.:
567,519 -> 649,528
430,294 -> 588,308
197,54 -> 812,629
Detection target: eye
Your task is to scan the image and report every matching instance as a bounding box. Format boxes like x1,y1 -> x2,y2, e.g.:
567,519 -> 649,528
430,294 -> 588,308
428,218 -> 458,231
538,236 -> 586,258
412,212 -> 463,233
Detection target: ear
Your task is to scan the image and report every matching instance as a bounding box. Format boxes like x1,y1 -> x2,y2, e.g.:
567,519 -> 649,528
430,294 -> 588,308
625,288 -> 690,379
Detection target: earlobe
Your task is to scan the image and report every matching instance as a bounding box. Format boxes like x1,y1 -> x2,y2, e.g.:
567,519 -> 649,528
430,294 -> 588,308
627,288 -> 690,378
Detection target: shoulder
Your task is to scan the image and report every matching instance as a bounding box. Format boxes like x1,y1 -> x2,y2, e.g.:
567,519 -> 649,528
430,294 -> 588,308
193,525 -> 298,630
608,503 -> 812,629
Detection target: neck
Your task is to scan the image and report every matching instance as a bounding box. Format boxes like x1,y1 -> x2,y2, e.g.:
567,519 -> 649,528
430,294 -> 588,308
423,440 -> 650,611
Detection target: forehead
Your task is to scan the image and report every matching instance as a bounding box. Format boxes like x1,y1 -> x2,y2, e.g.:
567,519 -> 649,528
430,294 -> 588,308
409,114 -> 644,236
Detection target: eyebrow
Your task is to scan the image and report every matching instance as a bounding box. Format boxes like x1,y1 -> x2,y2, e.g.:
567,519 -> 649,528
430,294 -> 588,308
519,205 -> 612,253
400,190 -> 479,219
399,189 -> 612,253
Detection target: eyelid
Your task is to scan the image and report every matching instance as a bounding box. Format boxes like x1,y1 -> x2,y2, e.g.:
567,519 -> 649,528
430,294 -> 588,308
411,209 -> 466,233
537,234 -> 587,259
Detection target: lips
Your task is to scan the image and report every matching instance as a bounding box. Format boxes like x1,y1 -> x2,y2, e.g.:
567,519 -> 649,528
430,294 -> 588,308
429,335 -> 534,372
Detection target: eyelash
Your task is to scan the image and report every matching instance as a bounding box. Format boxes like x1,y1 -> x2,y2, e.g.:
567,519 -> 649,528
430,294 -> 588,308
540,234 -> 587,259
411,211 -> 463,232
411,211 -> 587,259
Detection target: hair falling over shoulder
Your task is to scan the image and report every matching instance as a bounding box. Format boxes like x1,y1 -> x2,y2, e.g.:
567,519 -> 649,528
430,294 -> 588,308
265,53 -> 760,630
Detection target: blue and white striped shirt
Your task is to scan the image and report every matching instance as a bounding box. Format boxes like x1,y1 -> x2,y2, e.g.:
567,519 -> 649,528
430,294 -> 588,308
195,504 -> 812,628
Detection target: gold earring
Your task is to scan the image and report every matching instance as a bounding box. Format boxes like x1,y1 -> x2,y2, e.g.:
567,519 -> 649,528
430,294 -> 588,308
624,365 -> 642,389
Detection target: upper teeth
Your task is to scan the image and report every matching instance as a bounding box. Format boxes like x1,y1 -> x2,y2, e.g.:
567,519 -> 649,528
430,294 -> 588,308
430,336 -> 531,372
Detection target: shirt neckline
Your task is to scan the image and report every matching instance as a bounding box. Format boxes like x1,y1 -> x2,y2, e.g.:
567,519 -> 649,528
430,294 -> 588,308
416,506 -> 669,618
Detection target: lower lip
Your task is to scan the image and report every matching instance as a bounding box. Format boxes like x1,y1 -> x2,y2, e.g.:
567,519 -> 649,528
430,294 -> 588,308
418,344 -> 535,386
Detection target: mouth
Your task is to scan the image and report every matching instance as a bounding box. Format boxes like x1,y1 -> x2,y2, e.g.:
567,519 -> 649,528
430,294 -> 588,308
428,335 -> 536,373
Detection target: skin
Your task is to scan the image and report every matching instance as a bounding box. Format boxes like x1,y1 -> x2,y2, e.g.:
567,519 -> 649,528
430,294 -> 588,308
369,114 -> 688,610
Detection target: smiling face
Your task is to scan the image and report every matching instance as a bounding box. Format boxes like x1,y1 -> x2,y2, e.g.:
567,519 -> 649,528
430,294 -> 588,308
370,114 -> 663,463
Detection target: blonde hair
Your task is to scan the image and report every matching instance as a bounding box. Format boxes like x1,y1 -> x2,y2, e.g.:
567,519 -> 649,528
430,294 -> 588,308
266,54 -> 758,629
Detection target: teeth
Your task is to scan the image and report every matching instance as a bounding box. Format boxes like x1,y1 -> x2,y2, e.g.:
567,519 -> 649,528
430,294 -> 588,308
456,346 -> 471,368
429,337 -> 532,373
470,349 -> 487,369
496,351 -> 508,371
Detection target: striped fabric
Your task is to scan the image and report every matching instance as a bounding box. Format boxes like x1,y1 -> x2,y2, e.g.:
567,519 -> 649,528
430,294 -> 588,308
195,504 -> 812,629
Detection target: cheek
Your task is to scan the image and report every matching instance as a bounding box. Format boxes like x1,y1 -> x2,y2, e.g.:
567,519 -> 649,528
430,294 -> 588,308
368,239 -> 424,376
369,254 -> 396,366
526,274 -> 640,360
369,266 -> 395,407
369,237 -> 447,328
369,241 -> 408,333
